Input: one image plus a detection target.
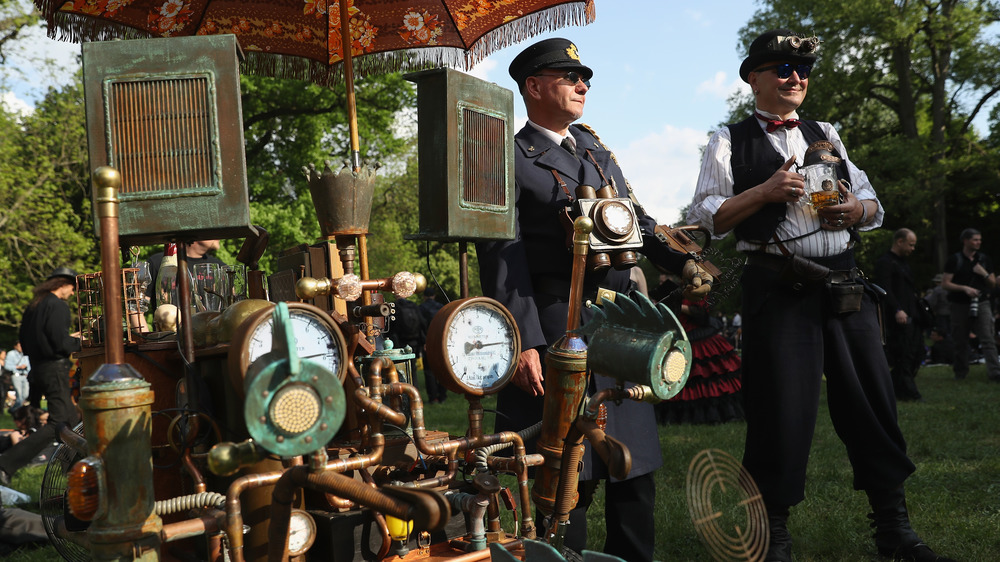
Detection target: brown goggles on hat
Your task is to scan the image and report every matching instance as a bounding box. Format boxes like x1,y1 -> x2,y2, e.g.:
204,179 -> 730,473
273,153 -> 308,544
768,34 -> 821,53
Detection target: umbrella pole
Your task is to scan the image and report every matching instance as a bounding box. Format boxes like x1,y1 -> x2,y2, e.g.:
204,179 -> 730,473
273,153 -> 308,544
340,0 -> 362,172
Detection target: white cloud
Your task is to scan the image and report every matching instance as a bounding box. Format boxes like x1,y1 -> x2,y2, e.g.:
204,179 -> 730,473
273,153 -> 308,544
613,125 -> 710,226
696,71 -> 748,100
466,57 -> 498,83
0,92 -> 33,117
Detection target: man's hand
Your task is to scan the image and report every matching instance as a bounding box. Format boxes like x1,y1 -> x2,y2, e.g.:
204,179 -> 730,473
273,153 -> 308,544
972,263 -> 989,278
761,157 -> 805,203
681,259 -> 713,301
818,182 -> 862,230
513,348 -> 545,396
895,310 -> 909,325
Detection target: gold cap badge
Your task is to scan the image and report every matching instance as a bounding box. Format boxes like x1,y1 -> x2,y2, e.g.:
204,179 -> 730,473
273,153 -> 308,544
566,44 -> 580,61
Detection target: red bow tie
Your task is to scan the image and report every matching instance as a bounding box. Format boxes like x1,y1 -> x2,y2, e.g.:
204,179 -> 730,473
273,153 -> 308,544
755,112 -> 802,133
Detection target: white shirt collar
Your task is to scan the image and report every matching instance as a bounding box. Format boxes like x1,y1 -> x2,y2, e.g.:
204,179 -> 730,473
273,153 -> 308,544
527,120 -> 575,150
755,107 -> 800,120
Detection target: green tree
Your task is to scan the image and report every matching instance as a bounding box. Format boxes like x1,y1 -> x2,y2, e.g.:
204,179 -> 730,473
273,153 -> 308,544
734,0 -> 1000,282
0,74 -> 99,339
236,73 -> 417,273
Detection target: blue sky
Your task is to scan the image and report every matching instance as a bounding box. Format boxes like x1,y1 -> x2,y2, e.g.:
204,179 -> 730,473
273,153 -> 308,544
465,2 -> 760,224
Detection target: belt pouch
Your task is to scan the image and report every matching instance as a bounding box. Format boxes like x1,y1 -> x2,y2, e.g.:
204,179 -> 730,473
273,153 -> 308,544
827,280 -> 864,314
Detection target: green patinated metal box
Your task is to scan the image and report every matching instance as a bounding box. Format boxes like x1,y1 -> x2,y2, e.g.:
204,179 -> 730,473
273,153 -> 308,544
405,68 -> 515,242
82,35 -> 253,244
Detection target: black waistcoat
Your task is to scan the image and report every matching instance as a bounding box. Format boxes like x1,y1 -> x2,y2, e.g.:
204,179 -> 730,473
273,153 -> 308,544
727,115 -> 850,244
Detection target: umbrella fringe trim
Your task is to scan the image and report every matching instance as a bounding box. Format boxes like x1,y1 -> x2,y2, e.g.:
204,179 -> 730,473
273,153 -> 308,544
464,0 -> 597,66
40,0 -> 595,87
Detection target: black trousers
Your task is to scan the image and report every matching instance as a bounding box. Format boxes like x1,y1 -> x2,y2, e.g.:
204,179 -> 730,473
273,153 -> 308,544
542,471 -> 656,562
740,263 -> 915,507
0,358 -> 78,476
884,321 -> 924,400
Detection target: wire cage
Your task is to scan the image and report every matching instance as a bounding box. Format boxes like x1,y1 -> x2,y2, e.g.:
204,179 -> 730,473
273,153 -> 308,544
76,268 -> 144,347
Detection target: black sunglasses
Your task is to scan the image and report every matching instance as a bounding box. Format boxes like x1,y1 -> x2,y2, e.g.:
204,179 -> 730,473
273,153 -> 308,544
754,63 -> 812,80
532,71 -> 591,89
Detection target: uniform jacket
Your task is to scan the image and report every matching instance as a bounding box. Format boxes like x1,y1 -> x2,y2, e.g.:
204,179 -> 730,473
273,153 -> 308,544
477,123 -> 687,481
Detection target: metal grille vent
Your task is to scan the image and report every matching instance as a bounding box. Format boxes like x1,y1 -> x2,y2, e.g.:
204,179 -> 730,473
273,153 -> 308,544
106,75 -> 220,200
460,105 -> 507,210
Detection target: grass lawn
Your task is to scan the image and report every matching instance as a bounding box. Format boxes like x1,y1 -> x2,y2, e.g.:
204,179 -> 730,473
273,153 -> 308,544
2,363 -> 997,561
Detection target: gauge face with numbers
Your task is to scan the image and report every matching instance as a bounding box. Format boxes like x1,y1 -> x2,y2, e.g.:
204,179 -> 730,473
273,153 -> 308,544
287,509 -> 317,556
425,297 -> 521,396
593,199 -> 637,241
228,302 -> 348,396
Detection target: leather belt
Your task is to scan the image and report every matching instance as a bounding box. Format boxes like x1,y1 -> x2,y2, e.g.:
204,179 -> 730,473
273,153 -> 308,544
745,253 -> 860,284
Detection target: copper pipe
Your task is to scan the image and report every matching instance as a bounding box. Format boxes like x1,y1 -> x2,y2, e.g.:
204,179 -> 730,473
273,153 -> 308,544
182,451 -> 207,493
224,471 -> 284,562
176,241 -> 195,363
160,510 -> 224,543
93,166 -> 124,366
268,467 -> 444,562
358,235 -> 371,309
566,217 -> 594,334
549,425 -> 585,548
459,241 -> 469,299
378,376 -> 536,538
359,467 -> 391,560
445,539 -> 523,562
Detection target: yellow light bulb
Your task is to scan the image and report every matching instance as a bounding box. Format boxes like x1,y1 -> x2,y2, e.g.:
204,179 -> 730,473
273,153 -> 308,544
385,515 -> 413,541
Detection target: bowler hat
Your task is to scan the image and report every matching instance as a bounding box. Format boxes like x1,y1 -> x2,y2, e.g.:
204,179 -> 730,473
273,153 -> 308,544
47,266 -> 78,282
508,38 -> 593,89
740,29 -> 819,83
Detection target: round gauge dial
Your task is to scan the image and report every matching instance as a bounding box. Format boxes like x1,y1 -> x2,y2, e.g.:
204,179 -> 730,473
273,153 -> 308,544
228,302 -> 348,397
593,200 -> 636,241
288,509 -> 317,556
425,297 -> 520,396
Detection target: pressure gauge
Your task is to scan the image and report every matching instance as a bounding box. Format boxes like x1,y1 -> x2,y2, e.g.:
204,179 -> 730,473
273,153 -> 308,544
228,302 -> 348,397
592,199 -> 637,242
288,509 -> 317,556
425,297 -> 520,396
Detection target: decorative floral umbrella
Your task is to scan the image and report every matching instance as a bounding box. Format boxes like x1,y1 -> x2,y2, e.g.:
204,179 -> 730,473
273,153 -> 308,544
34,0 -> 596,168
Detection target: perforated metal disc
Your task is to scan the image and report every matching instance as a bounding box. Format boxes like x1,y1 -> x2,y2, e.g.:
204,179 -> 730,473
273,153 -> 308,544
686,448 -> 768,562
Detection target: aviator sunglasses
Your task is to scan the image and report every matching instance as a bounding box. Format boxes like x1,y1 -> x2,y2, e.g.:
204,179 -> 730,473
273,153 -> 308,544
532,71 -> 591,89
753,63 -> 812,79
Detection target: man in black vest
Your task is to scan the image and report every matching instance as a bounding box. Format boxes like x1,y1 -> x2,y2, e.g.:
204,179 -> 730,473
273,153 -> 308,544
688,30 -> 951,562
874,228 -> 926,401
477,38 -> 710,561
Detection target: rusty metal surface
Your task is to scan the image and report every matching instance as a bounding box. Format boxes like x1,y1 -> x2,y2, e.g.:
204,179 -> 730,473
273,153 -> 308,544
405,68 -> 515,242
82,35 -> 252,244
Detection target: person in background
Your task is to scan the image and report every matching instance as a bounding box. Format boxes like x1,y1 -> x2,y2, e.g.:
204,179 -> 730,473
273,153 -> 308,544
418,288 -> 447,404
656,298 -> 743,425
0,267 -> 81,486
477,37 -> 711,561
941,228 -> 999,382
386,295 -> 429,397
687,29 -> 951,562
0,406 -> 47,454
874,228 -> 925,401
3,342 -> 30,412
146,240 -> 226,310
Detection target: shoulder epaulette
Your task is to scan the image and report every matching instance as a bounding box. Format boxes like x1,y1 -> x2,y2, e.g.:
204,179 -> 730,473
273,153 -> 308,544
571,123 -> 647,216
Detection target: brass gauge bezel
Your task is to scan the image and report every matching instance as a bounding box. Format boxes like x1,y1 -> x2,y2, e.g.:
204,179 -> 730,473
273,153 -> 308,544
287,508 -> 317,556
424,296 -> 521,397
227,302 -> 348,398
